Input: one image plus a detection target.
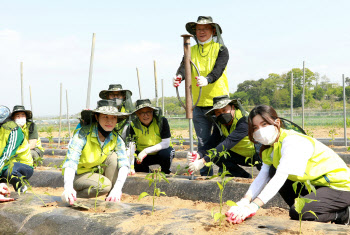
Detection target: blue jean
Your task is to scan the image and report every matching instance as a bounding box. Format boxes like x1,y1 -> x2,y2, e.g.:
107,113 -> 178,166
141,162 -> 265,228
2,162 -> 34,190
193,106 -> 214,176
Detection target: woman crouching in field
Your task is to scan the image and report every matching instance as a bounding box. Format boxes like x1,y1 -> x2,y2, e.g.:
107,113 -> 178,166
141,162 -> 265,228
61,100 -> 130,205
226,105 -> 350,225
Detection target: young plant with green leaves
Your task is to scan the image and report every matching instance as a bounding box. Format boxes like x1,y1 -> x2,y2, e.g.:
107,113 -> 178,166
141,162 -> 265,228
210,164 -> 237,225
328,128 -> 337,146
33,156 -> 44,168
244,156 -> 259,178
204,147 -> 230,177
177,134 -> 184,147
138,167 -> 169,215
292,180 -> 318,235
47,126 -> 54,148
17,177 -> 47,206
88,164 -> 109,212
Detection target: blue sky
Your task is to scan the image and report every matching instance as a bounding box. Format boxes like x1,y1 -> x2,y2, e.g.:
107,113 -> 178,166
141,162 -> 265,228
1,0 -> 349,116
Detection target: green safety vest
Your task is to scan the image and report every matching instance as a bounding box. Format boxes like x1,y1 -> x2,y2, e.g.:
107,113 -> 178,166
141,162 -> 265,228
131,118 -> 161,155
0,121 -> 19,157
191,41 -> 229,107
220,109 -> 255,158
22,122 -> 44,152
0,121 -> 33,167
262,129 -> 350,191
76,123 -> 119,175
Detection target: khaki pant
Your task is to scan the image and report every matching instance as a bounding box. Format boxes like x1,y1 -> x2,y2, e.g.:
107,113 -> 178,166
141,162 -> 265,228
73,152 -> 119,198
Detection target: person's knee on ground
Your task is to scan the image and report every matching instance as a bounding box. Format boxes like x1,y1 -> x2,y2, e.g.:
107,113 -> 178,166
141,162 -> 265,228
76,176 -> 112,198
155,147 -> 174,174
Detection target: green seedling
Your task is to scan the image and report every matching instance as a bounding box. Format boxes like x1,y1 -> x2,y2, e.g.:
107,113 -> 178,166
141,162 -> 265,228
87,164 -> 109,212
292,180 -> 318,235
138,167 -> 169,215
210,164 -> 236,225
33,156 -> 44,168
305,129 -> 314,138
17,177 -> 47,207
328,128 -> 337,146
63,132 -> 70,145
47,126 -> 54,148
172,164 -> 181,177
204,147 -> 230,177
177,134 -> 184,147
244,156 -> 259,178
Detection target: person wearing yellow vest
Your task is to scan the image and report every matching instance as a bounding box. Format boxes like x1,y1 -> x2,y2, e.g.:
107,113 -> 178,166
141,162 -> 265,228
61,100 -> 131,205
226,105 -> 350,225
99,84 -> 136,176
173,16 -> 229,176
129,99 -> 174,174
11,105 -> 44,162
187,96 -> 261,178
0,105 -> 33,193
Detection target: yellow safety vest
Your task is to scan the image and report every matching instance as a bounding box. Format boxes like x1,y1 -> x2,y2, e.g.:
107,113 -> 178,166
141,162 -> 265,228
21,122 -> 44,152
220,110 -> 255,158
191,41 -> 229,107
262,129 -> 350,191
77,123 -> 119,175
131,118 -> 162,155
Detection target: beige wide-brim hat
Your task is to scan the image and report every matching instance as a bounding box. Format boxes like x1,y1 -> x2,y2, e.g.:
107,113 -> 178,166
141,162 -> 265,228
12,105 -> 32,120
205,95 -> 241,116
185,16 -> 222,36
99,84 -> 132,99
93,100 -> 130,122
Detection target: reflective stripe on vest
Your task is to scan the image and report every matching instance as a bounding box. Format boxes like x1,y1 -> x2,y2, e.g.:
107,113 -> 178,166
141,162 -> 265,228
191,41 -> 229,107
262,129 -> 350,191
131,118 -> 162,155
0,121 -> 18,157
220,110 -> 255,158
77,123 -> 118,175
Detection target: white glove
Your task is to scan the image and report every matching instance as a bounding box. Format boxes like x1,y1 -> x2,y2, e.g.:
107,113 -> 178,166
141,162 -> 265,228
189,158 -> 205,172
173,75 -> 182,87
0,183 -> 11,196
226,198 -> 250,216
227,202 -> 259,224
61,188 -> 77,205
136,150 -> 147,164
106,184 -> 122,202
187,151 -> 199,165
195,76 -> 209,87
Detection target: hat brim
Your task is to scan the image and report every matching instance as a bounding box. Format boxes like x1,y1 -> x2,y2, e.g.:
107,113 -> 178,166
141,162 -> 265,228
205,99 -> 238,116
12,110 -> 33,120
99,90 -> 132,99
93,107 -> 130,122
185,22 -> 222,36
132,104 -> 157,115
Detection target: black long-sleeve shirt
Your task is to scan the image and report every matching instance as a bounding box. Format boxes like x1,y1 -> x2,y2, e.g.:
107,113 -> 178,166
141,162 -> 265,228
176,46 -> 229,84
198,117 -> 248,162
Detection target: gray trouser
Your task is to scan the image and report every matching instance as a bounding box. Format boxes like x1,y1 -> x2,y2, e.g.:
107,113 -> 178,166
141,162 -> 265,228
73,152 -> 119,198
31,148 -> 44,160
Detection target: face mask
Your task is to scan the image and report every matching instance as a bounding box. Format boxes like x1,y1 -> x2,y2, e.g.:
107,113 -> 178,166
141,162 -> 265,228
15,117 -> 26,127
198,35 -> 213,45
217,113 -> 233,125
253,125 -> 278,145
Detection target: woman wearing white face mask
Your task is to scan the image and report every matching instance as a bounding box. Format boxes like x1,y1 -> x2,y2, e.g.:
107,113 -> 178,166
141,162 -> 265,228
226,105 -> 350,225
11,105 -> 44,162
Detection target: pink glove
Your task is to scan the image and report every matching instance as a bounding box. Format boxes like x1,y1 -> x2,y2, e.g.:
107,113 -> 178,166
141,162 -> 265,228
106,187 -> 122,202
61,188 -> 77,205
173,75 -> 182,87
187,152 -> 199,174
0,183 -> 11,196
227,202 -> 259,224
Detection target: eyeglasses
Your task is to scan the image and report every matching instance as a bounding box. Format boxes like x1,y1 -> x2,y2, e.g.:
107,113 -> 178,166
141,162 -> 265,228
196,28 -> 212,32
138,111 -> 153,117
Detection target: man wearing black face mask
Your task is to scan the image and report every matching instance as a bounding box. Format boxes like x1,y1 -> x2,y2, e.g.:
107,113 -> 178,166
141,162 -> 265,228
187,95 -> 262,178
